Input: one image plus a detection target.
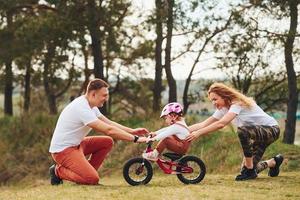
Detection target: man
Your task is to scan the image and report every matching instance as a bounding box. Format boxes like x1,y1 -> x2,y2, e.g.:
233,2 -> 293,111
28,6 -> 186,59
49,79 -> 148,185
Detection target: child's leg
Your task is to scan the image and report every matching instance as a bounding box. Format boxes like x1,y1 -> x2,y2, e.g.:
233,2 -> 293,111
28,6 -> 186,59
156,136 -> 190,155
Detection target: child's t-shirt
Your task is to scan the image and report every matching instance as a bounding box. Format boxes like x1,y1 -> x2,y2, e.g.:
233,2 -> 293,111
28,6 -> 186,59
153,120 -> 189,141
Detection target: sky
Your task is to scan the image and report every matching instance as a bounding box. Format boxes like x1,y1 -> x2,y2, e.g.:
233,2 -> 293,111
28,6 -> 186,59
130,0 -> 227,80
130,0 -> 300,81
40,0 -> 299,81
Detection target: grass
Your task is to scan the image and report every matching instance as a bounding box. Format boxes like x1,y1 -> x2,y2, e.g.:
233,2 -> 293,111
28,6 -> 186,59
0,171 -> 299,200
0,112 -> 299,200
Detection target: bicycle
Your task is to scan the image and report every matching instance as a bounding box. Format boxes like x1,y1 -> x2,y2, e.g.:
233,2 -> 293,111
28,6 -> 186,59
123,141 -> 206,186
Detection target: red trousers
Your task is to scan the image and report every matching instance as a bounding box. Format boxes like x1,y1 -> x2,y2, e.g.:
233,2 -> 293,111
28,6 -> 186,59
51,136 -> 113,185
156,136 -> 190,155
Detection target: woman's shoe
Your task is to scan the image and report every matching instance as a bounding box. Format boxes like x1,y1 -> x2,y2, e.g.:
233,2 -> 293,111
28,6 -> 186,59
235,167 -> 257,181
268,154 -> 283,177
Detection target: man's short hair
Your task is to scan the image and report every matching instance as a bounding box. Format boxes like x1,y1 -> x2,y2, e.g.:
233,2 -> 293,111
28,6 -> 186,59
86,79 -> 109,93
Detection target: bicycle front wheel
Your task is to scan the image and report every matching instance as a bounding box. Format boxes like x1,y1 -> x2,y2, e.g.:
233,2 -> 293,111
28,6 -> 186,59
123,157 -> 153,186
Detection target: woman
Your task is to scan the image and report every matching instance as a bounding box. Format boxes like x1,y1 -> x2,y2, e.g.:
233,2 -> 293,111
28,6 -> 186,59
186,83 -> 283,181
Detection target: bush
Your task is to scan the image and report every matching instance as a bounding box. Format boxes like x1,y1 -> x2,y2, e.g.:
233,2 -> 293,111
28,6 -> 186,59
0,113 -> 57,184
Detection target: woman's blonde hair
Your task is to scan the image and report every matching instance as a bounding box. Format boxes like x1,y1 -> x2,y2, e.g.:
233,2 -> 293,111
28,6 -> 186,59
208,83 -> 255,108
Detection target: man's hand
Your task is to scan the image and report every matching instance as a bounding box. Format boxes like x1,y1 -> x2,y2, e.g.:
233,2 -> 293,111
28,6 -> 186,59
132,128 -> 149,136
185,131 -> 200,142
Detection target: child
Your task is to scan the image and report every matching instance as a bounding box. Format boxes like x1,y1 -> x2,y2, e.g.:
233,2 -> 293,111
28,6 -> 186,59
142,102 -> 190,161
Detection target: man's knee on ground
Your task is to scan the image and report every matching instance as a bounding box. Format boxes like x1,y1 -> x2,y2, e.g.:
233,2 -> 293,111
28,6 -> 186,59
85,173 -> 100,185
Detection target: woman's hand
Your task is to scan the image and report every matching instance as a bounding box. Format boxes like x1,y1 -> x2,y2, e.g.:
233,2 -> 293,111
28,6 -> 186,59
186,131 -> 200,142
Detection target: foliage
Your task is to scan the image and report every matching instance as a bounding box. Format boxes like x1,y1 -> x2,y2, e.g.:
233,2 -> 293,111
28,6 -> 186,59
0,113 -> 57,184
110,77 -> 154,117
0,0 -> 298,115
214,1 -> 297,111
0,113 -> 299,185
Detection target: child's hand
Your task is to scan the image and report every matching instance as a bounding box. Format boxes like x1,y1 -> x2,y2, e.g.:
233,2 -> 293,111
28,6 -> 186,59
149,132 -> 157,137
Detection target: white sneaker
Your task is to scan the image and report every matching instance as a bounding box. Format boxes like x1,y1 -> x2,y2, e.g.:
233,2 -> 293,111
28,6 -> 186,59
142,149 -> 159,161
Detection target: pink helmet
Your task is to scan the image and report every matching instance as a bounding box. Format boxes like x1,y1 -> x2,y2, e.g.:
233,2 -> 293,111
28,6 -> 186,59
160,102 -> 183,118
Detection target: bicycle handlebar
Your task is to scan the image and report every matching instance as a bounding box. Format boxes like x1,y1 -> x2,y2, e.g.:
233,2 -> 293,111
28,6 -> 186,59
146,141 -> 153,147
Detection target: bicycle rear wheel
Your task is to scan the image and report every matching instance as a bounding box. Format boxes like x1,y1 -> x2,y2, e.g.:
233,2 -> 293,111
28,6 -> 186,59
176,155 -> 206,184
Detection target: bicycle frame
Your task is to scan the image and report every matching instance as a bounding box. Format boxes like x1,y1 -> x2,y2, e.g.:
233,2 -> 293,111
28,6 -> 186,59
145,142 -> 193,175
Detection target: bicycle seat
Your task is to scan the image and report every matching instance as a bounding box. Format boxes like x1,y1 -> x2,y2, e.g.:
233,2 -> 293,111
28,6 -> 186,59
162,152 -> 183,161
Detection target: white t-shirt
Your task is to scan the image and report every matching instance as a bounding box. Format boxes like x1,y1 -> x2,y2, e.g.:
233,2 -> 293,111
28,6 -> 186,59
49,95 -> 102,153
212,103 -> 278,127
153,120 -> 190,141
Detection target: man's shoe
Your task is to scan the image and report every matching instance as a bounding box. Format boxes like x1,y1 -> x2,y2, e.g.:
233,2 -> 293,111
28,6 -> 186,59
49,164 -> 63,185
268,154 -> 283,177
235,167 -> 257,181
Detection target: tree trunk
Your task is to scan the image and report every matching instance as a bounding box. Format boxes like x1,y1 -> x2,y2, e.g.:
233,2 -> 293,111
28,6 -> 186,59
183,74 -> 191,114
283,0 -> 298,144
90,31 -> 105,80
47,94 -> 57,115
43,42 -> 57,115
4,60 -> 13,115
4,12 -> 13,116
153,0 -> 164,111
164,0 -> 177,102
87,0 -> 105,80
23,59 -> 31,112
182,12 -> 232,113
87,0 -> 106,115
78,44 -> 91,95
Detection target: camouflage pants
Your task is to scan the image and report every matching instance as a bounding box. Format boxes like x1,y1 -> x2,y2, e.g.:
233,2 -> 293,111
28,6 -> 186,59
237,125 -> 280,170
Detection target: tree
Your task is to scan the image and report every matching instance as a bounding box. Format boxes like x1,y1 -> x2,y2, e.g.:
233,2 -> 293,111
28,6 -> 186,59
176,1 -> 234,113
14,13 -> 46,113
249,0 -> 300,144
86,0 -> 105,80
38,0 -> 77,114
153,0 -> 164,111
0,2 -> 16,115
0,0 -> 55,115
216,18 -> 289,111
164,0 -> 177,102
282,0 -> 299,144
